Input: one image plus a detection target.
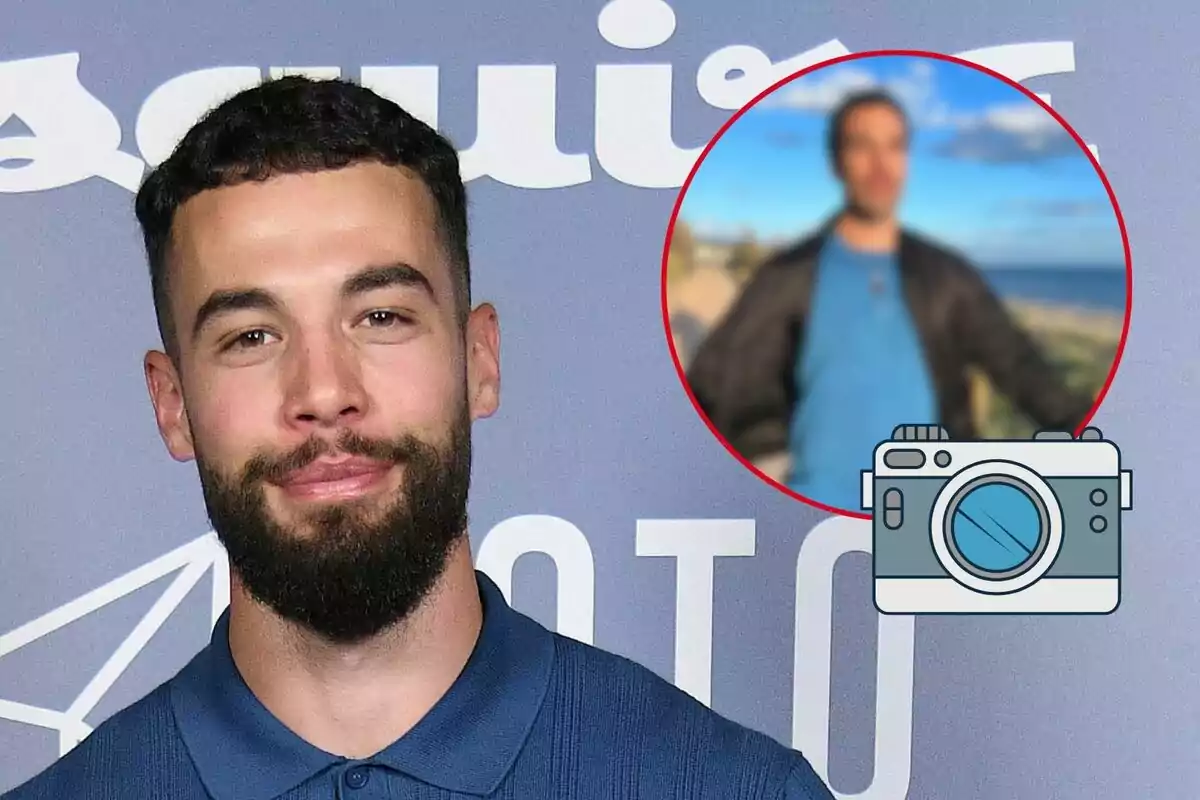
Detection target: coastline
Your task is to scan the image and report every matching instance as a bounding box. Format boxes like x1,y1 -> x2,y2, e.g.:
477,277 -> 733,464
666,269 -> 1125,365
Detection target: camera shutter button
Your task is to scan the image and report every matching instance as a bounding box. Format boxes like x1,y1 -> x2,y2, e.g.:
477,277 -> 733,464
891,425 -> 949,441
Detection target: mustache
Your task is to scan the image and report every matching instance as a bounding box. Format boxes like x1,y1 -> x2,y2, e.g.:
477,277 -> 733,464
241,430 -> 427,486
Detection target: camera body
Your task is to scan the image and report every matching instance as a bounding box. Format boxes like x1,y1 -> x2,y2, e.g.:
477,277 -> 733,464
863,425 -> 1132,614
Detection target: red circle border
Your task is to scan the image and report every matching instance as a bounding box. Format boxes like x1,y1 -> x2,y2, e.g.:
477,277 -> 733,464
660,48 -> 1135,520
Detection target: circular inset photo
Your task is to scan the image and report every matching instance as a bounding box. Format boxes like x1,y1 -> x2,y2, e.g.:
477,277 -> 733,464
664,50 -> 1131,518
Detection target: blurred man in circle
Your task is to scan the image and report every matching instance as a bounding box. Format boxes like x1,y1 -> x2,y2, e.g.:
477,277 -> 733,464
3,76 -> 833,800
687,89 -> 1092,511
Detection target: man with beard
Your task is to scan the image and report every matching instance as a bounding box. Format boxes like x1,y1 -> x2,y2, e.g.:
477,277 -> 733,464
686,89 -> 1093,512
3,77 -> 834,800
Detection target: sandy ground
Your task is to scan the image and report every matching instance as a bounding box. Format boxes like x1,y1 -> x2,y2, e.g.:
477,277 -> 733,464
666,264 -> 738,326
666,264 -> 738,366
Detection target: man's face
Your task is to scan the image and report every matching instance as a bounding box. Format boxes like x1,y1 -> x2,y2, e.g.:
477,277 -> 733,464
836,102 -> 909,220
144,161 -> 500,643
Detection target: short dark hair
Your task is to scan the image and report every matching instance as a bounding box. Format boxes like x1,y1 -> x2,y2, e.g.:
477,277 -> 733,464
134,76 -> 470,360
827,89 -> 910,169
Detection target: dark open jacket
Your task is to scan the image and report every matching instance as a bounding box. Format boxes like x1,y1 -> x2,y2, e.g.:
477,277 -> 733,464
685,224 -> 1094,460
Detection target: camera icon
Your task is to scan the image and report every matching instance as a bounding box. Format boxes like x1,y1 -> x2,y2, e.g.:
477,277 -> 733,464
862,425 -> 1132,615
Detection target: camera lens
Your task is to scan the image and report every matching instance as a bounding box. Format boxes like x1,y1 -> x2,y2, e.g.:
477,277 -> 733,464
949,481 -> 1045,576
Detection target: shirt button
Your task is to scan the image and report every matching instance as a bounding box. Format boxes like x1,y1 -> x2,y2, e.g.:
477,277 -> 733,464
344,767 -> 370,790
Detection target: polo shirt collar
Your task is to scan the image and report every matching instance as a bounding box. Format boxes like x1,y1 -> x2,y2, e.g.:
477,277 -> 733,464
170,571 -> 554,800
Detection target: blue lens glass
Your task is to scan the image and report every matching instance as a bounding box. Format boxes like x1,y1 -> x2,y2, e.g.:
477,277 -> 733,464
951,482 -> 1043,573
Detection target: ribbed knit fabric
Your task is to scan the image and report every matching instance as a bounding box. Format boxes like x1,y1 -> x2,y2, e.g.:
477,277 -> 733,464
3,574 -> 833,800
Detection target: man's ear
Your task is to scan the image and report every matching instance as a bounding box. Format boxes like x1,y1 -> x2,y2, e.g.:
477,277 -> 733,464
144,350 -> 195,462
464,303 -> 500,421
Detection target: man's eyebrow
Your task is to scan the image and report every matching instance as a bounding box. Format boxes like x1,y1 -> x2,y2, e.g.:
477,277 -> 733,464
341,263 -> 435,300
191,288 -> 281,343
189,264 -> 436,344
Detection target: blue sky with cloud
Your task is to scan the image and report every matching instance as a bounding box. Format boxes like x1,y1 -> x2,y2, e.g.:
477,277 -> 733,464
680,55 -> 1126,268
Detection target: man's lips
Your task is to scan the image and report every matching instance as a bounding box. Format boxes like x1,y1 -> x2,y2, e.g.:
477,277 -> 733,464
280,457 -> 391,485
274,456 -> 393,500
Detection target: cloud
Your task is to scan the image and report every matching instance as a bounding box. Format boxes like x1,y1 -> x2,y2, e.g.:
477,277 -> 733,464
765,65 -> 879,112
761,58 -> 962,129
758,59 -> 1082,165
999,198 -> 1111,217
933,102 -> 1077,163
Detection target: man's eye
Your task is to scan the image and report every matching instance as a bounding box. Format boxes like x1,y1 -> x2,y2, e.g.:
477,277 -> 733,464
362,310 -> 411,328
225,329 -> 275,351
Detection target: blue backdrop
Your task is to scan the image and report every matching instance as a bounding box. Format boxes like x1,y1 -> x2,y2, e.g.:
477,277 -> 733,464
0,2 -> 1188,798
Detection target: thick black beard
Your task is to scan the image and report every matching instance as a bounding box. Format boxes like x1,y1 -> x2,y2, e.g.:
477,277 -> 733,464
197,406 -> 472,645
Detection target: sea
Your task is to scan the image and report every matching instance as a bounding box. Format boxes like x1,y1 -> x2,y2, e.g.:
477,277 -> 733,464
981,266 -> 1127,313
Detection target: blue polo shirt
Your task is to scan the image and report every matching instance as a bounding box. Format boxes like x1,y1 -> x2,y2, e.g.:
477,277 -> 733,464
3,573 -> 833,800
788,233 -> 937,510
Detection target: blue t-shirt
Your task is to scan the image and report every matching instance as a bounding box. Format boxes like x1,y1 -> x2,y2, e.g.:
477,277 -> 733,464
788,233 -> 937,510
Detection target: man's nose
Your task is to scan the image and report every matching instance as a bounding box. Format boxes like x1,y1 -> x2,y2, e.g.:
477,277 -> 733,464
280,335 -> 369,429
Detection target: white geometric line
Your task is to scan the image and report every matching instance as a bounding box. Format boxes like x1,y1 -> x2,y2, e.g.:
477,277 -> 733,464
210,547 -> 231,631
0,700 -> 72,731
59,719 -> 94,757
0,531 -> 230,757
0,533 -> 219,657
64,556 -> 212,722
